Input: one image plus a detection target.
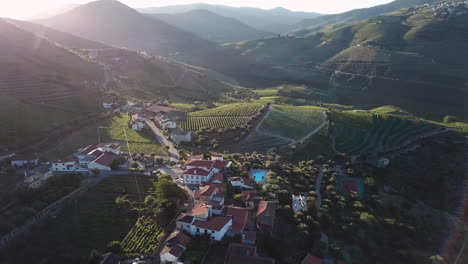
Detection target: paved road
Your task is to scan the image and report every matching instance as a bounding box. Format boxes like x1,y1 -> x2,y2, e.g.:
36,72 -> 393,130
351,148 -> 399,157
143,118 -> 180,161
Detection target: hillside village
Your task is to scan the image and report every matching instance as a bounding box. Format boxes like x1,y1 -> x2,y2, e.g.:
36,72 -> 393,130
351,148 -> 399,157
0,0 -> 467,263
417,0 -> 468,17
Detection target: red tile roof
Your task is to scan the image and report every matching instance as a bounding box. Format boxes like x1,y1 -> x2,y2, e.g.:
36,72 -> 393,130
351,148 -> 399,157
199,183 -> 221,197
193,216 -> 231,231
213,160 -> 230,169
211,173 -> 224,182
224,206 -> 249,233
186,159 -> 214,168
191,204 -> 211,218
166,231 -> 191,248
92,152 -> 119,167
302,254 -> 322,264
52,156 -> 75,163
256,201 -> 276,232
160,244 -> 185,258
227,243 -> 257,257
242,190 -> 261,200
257,201 -> 275,217
146,105 -> 184,114
183,168 -> 211,176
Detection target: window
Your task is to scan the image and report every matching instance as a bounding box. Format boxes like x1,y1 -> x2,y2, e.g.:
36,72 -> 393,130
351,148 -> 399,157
197,228 -> 200,232
211,236 -> 215,239
212,230 -> 215,233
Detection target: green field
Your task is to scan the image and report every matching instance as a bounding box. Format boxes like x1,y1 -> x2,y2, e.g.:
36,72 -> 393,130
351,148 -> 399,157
260,105 -> 324,140
121,216 -> 164,255
178,102 -> 263,131
2,174 -> 153,263
101,115 -> 168,155
329,110 -> 447,154
252,88 -> 279,97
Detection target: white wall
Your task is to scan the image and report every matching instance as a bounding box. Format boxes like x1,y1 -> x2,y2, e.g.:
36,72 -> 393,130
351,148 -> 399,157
160,252 -> 178,263
88,162 -> 111,171
52,161 -> 76,171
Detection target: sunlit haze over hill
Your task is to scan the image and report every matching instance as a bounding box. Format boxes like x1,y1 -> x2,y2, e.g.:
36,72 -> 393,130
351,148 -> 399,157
1,0 -> 393,19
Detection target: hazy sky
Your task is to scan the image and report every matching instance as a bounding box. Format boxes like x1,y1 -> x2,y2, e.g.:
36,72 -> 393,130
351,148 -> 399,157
1,0 -> 394,19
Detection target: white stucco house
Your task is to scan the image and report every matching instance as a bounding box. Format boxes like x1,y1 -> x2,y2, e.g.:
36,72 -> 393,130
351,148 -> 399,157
175,204 -> 232,241
88,152 -> 119,171
11,154 -> 39,167
131,115 -> 146,131
181,158 -> 231,185
24,164 -> 53,189
160,231 -> 191,263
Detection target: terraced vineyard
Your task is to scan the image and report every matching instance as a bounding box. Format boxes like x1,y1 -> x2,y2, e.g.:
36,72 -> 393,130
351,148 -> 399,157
329,110 -> 447,154
189,103 -> 263,117
179,116 -> 251,131
121,216 -> 164,255
260,105 -> 324,140
178,103 -> 264,131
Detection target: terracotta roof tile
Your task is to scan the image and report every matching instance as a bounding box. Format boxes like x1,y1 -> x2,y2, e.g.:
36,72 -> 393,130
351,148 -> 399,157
92,152 -> 119,167
224,206 -> 249,233
183,168 -> 211,176
191,204 -> 211,218
193,216 -> 231,231
166,231 -> 191,247
211,173 -> 224,182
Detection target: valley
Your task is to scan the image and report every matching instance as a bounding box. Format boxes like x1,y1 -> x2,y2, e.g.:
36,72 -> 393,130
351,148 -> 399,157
0,0 -> 467,264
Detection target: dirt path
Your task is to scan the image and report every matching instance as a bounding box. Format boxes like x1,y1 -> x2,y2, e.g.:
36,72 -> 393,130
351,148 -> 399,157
256,107 -> 328,145
286,111 -> 328,148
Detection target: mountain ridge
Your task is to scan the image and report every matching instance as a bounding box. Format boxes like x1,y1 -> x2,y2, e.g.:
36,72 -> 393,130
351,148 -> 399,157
153,9 -> 274,43
138,3 -> 322,33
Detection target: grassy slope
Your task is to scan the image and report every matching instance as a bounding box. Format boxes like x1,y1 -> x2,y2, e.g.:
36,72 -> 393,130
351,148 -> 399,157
260,105 -> 323,140
101,115 -> 168,155
2,175 -> 153,263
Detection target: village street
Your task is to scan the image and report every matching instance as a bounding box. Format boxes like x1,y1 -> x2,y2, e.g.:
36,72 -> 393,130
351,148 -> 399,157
143,117 -> 180,161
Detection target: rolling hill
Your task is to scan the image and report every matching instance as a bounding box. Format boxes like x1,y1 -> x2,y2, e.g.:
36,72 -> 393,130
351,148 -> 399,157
292,0 -> 441,32
37,0 -> 269,85
153,9 -> 274,44
0,19 -> 103,149
224,1 -> 468,120
138,4 -> 322,33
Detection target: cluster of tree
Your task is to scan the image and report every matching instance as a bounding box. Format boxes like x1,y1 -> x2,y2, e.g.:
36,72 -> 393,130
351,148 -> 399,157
142,174 -> 183,226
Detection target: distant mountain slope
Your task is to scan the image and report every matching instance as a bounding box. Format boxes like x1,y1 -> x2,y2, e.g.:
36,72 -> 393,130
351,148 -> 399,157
153,9 -> 274,43
293,0 -> 441,31
138,4 -> 321,33
0,19 -> 103,149
37,0 -> 264,84
10,19 -> 239,103
38,0 -> 214,57
224,2 -> 468,119
7,19 -> 108,49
